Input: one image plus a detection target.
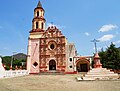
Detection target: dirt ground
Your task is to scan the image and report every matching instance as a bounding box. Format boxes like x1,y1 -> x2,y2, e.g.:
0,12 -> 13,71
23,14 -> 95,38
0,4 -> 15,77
0,74 -> 120,91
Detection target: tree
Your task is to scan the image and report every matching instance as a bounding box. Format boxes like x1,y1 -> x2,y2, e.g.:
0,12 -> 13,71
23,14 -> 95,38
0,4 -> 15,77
106,43 -> 120,69
2,56 -> 11,70
2,53 -> 27,70
99,43 -> 120,70
99,48 -> 107,68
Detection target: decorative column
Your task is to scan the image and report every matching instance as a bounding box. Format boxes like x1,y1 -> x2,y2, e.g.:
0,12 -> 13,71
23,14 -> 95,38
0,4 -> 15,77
94,53 -> 102,68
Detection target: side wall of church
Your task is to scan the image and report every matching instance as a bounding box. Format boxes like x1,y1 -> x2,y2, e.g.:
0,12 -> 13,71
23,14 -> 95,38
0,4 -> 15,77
65,43 -> 77,73
27,38 -> 40,74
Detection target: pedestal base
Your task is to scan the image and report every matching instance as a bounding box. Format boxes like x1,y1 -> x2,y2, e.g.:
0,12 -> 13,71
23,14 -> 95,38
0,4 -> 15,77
77,68 -> 119,81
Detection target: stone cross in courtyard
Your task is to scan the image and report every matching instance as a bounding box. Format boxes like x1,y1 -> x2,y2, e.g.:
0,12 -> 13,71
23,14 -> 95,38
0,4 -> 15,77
91,39 -> 99,53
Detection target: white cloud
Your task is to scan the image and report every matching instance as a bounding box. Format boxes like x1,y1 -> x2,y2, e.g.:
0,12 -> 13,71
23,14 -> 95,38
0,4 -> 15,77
3,47 -> 13,52
98,34 -> 114,42
3,47 -> 9,50
113,40 -> 120,45
20,48 -> 26,53
98,24 -> 118,32
84,32 -> 90,36
46,23 -> 65,30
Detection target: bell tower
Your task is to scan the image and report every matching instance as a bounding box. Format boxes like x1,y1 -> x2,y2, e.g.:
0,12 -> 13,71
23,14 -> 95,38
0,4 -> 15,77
27,1 -> 46,74
30,1 -> 46,33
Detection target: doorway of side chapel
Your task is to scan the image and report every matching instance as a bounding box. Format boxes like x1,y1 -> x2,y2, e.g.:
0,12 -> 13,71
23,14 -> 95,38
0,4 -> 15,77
76,60 -> 89,72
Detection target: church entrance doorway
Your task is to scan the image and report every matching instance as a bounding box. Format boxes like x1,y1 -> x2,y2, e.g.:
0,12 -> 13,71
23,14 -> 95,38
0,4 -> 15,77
76,60 -> 89,72
49,60 -> 56,70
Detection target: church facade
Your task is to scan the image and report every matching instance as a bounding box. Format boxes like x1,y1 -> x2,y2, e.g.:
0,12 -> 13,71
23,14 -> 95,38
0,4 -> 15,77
27,1 -> 92,74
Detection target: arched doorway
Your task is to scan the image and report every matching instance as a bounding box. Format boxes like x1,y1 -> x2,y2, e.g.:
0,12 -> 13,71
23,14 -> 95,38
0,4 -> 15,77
76,59 -> 89,72
49,60 -> 56,70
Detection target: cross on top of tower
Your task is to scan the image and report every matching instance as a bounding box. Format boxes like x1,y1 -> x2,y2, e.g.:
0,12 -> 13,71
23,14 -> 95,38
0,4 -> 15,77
37,1 -> 42,8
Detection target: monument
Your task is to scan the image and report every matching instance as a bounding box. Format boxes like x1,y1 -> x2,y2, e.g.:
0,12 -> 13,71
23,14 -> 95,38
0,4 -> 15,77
0,57 -> 5,78
81,53 -> 119,80
77,39 -> 119,80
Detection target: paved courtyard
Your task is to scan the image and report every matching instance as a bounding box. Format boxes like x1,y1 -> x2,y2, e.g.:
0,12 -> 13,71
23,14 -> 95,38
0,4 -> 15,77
0,74 -> 120,91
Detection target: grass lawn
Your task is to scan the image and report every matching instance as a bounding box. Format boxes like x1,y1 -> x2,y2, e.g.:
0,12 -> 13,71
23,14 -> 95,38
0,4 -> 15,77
0,74 -> 120,91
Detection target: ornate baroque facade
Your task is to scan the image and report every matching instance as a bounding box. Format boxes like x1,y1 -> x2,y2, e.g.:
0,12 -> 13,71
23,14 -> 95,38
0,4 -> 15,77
27,1 -> 92,74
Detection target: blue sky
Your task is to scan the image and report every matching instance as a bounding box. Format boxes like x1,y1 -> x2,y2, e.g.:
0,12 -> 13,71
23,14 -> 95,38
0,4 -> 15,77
0,0 -> 120,56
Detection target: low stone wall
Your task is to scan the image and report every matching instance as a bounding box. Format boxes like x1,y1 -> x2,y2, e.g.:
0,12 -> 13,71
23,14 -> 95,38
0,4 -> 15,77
0,57 -> 29,78
4,70 -> 29,78
111,70 -> 120,74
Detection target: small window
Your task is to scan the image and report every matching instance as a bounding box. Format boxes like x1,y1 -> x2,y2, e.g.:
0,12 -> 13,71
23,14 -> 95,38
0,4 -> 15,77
50,44 -> 55,49
33,62 -> 38,67
69,65 -> 72,68
70,58 -> 72,62
36,22 -> 38,29
37,11 -> 39,17
48,41 -> 56,50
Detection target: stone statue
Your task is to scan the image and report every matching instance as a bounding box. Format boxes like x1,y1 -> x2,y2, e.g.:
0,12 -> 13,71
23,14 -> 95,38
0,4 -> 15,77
0,57 -> 5,78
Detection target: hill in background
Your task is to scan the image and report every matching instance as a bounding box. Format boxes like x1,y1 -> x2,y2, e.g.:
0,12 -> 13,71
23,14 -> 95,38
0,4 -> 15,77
13,53 -> 27,60
2,53 -> 27,70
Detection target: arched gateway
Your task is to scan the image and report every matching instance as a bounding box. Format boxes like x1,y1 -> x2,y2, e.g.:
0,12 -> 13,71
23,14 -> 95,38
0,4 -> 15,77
76,58 -> 90,72
49,60 -> 56,70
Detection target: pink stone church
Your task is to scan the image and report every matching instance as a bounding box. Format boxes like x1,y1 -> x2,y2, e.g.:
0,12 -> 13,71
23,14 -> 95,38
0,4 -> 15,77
27,1 -> 92,74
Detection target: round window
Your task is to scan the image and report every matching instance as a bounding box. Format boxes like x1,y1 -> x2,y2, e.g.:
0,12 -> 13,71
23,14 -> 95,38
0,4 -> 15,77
48,41 -> 56,50
50,44 -> 55,49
